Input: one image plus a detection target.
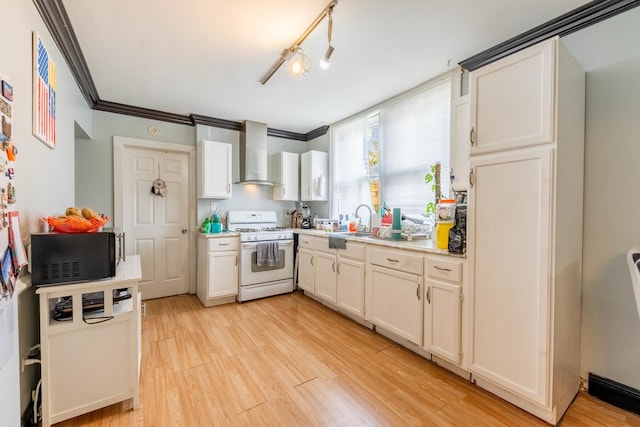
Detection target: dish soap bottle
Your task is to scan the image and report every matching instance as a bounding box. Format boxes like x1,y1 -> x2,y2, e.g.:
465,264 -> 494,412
201,217 -> 210,233
211,213 -> 222,233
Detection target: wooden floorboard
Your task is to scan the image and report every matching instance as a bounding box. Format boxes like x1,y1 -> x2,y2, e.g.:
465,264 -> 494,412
54,291 -> 640,426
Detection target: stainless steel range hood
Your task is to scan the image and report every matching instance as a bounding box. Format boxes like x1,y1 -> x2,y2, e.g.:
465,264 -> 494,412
237,120 -> 276,186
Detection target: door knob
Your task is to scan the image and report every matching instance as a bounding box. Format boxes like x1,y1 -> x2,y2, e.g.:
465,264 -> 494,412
181,228 -> 188,234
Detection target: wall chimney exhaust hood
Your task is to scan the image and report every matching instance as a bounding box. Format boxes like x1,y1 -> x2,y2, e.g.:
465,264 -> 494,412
236,120 -> 277,186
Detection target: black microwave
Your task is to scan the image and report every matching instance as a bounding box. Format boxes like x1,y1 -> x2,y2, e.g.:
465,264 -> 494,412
30,231 -> 124,286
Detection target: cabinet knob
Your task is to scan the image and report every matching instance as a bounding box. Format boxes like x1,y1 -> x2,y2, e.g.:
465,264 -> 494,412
181,228 -> 188,234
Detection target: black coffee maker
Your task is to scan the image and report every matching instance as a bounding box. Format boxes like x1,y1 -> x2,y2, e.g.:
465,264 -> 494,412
300,204 -> 312,229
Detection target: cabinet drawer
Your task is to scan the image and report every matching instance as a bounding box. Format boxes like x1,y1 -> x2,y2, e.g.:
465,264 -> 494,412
298,235 -> 315,249
315,237 -> 334,253
426,257 -> 462,283
338,243 -> 365,260
368,247 -> 423,276
208,237 -> 238,251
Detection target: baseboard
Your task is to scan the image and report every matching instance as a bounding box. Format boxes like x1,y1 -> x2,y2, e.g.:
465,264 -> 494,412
588,373 -> 640,416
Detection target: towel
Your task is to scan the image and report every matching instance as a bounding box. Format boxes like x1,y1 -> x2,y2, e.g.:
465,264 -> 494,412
257,241 -> 279,266
328,235 -> 347,249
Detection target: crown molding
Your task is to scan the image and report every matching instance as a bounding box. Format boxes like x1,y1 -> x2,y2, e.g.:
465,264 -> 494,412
94,100 -> 193,125
190,114 -> 242,130
33,0 -> 99,106
459,0 -> 640,71
305,125 -> 330,141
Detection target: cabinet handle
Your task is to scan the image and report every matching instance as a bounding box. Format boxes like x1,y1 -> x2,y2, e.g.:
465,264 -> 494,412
337,263 -> 340,274
218,243 -> 230,246
416,283 -> 421,300
307,187 -> 311,196
434,266 -> 451,272
332,260 -> 336,272
469,169 -> 474,188
386,258 -> 400,263
427,287 -> 431,304
235,256 -> 238,266
228,183 -> 231,193
470,126 -> 476,146
311,256 -> 314,266
282,185 -> 286,197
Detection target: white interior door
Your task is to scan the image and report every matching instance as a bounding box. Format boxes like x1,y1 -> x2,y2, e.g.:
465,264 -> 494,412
123,147 -> 190,299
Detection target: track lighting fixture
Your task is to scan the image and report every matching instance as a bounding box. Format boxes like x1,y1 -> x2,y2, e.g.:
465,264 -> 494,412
290,48 -> 311,76
260,0 -> 338,85
319,9 -> 334,70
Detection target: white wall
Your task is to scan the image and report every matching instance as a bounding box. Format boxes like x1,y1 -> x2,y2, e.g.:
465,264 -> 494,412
75,110 -> 195,218
1,0 -> 92,422
580,55 -> 640,389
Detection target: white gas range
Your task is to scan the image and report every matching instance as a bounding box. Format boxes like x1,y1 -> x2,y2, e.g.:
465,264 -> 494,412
227,211 -> 294,302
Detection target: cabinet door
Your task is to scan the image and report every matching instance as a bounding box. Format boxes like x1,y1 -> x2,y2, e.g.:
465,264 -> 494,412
301,151 -> 328,201
315,252 -> 337,304
336,257 -> 365,318
208,251 -> 238,298
424,279 -> 461,364
368,265 -> 423,345
198,140 -> 232,199
450,95 -> 470,191
468,147 -> 552,405
469,39 -> 555,155
297,248 -> 315,294
273,152 -> 299,201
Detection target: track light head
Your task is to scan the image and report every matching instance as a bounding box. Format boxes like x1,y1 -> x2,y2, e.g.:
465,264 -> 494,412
319,45 -> 334,69
291,48 -> 310,76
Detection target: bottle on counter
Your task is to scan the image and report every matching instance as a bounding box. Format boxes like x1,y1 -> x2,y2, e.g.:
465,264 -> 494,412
210,213 -> 222,233
201,217 -> 210,233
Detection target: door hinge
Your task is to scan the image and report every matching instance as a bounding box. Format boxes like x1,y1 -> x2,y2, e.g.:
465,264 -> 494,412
460,292 -> 464,302
459,350 -> 464,361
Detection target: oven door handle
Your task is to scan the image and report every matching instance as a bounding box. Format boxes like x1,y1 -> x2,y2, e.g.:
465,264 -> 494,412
241,240 -> 294,248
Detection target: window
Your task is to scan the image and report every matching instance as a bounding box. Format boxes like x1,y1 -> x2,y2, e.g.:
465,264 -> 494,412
331,117 -> 369,219
379,80 -> 451,215
331,78 -> 452,221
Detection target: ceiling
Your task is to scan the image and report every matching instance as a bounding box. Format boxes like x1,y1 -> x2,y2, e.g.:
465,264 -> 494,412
60,0 -> 595,134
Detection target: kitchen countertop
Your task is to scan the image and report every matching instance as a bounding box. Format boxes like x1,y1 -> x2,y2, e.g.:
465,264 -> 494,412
294,228 -> 465,258
199,231 -> 240,238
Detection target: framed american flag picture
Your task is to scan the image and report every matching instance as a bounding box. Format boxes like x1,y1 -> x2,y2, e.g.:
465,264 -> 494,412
32,32 -> 56,149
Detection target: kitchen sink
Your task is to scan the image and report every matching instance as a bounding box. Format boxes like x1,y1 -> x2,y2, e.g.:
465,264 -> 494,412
331,231 -> 372,237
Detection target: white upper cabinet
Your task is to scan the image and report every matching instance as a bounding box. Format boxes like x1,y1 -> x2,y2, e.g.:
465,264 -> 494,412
450,95 -> 470,191
469,40 -> 555,155
197,139 -> 232,199
301,150 -> 328,201
272,151 -> 299,201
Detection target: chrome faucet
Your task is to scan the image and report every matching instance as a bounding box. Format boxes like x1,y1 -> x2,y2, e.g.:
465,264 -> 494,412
354,204 -> 372,232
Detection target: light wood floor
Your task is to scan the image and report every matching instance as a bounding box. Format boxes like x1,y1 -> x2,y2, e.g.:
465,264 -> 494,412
55,291 -> 640,426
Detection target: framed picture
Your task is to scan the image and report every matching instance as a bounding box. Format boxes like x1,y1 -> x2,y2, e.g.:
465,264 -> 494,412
32,31 -> 56,149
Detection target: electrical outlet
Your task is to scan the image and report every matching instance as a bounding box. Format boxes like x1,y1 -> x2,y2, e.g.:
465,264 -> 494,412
210,202 -> 217,211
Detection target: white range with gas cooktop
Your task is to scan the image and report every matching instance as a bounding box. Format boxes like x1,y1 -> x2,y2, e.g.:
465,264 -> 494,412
227,211 -> 294,302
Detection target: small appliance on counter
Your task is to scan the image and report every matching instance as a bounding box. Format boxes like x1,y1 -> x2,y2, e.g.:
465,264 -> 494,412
29,230 -> 125,286
300,204 -> 312,229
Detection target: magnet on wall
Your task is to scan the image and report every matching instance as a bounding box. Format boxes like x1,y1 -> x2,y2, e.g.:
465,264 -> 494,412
5,143 -> 16,161
5,167 -> 14,179
0,99 -> 11,117
7,183 -> 15,204
1,81 -> 13,101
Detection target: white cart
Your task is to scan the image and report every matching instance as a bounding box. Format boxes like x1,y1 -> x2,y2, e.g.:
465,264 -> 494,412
37,255 -> 141,427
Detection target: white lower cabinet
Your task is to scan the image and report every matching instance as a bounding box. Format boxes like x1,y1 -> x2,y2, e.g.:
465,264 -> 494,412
315,250 -> 337,303
336,257 -> 366,318
424,256 -> 464,365
197,235 -> 239,307
367,247 -> 423,345
297,236 -> 316,294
